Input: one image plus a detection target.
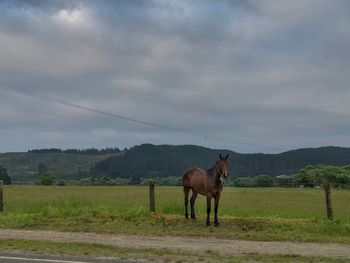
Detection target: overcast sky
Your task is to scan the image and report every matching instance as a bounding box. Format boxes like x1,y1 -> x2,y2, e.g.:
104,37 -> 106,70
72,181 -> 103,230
0,0 -> 349,153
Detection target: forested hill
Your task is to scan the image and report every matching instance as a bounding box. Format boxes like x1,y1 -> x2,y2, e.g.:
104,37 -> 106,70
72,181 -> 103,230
0,152 -> 122,183
92,144 -> 350,179
2,144 -> 350,183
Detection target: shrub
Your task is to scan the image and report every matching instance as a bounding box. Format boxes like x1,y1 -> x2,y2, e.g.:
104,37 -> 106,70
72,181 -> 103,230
233,177 -> 255,187
40,172 -> 55,186
254,175 -> 275,187
0,165 -> 12,185
57,181 -> 66,186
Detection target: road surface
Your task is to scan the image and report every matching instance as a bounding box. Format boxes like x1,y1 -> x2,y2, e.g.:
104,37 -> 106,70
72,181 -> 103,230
0,252 -> 130,263
1,229 -> 350,260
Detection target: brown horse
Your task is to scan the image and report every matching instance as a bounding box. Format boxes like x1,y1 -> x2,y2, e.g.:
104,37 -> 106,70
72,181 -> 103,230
182,154 -> 229,226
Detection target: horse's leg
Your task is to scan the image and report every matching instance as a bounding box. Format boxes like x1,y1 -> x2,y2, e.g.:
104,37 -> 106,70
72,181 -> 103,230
206,196 -> 211,226
214,195 -> 221,227
184,187 -> 190,219
190,190 -> 198,220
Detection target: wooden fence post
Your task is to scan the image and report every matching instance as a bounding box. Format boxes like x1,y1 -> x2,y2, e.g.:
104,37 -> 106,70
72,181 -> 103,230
0,180 -> 3,212
149,181 -> 155,212
324,181 -> 334,221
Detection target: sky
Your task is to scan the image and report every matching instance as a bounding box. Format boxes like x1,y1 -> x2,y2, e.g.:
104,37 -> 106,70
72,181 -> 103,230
0,0 -> 349,154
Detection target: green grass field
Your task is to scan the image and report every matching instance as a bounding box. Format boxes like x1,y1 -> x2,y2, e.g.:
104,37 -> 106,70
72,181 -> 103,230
1,186 -> 350,243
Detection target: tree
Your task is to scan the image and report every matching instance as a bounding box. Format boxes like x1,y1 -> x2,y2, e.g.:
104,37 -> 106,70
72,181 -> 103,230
254,175 -> 274,187
333,174 -> 350,189
40,172 -> 55,186
0,165 -> 12,185
295,165 -> 350,220
294,167 -> 315,187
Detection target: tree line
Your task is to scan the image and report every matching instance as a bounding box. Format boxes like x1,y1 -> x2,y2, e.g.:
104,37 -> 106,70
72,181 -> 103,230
3,161 -> 350,191
3,144 -> 350,186
28,147 -> 123,155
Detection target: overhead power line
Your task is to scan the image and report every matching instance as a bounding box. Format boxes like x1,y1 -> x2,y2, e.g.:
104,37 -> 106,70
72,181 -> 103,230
0,81 -> 286,152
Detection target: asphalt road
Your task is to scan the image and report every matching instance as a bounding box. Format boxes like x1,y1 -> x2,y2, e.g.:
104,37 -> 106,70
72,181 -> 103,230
0,252 -> 131,263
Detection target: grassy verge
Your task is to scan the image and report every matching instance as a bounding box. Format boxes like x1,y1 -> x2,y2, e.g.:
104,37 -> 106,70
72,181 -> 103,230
0,186 -> 350,243
0,239 -> 347,263
1,212 -> 350,243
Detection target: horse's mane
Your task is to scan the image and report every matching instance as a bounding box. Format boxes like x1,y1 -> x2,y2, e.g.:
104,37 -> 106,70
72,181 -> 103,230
206,164 -> 217,177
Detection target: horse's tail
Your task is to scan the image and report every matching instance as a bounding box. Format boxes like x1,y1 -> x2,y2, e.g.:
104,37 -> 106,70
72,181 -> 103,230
182,170 -> 191,189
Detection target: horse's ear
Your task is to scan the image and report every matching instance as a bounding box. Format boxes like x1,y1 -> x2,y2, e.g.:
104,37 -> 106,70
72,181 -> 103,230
219,154 -> 223,160
225,154 -> 229,160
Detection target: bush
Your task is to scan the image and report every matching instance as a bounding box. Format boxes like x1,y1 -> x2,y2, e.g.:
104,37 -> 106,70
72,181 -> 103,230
113,177 -> 131,186
233,177 -> 255,187
160,176 -> 181,186
0,165 -> 12,185
57,181 -> 66,186
141,178 -> 160,186
74,177 -> 131,186
254,175 -> 275,187
140,177 -> 182,186
78,178 -> 92,186
40,172 -> 55,186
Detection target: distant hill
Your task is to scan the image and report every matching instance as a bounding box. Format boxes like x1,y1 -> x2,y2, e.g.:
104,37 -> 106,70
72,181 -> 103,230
0,152 -> 123,183
2,144 -> 350,183
93,144 -> 232,180
92,144 -> 350,180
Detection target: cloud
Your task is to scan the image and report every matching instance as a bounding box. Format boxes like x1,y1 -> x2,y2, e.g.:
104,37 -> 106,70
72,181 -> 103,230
0,0 -> 350,153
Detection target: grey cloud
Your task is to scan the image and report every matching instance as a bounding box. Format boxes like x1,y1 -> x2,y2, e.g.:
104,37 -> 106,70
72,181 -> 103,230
0,0 -> 350,153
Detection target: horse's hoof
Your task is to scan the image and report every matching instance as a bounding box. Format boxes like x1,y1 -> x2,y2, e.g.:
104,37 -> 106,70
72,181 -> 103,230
191,215 -> 196,220
206,221 -> 211,226
214,222 -> 219,227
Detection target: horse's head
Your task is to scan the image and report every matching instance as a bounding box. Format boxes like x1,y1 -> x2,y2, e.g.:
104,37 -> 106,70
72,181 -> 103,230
216,153 -> 229,178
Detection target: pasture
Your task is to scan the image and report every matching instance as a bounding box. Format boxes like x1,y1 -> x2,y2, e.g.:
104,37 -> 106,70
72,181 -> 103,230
1,186 -> 350,243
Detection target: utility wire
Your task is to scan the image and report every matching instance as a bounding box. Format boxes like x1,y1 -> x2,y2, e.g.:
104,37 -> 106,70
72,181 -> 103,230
0,81 -> 286,152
